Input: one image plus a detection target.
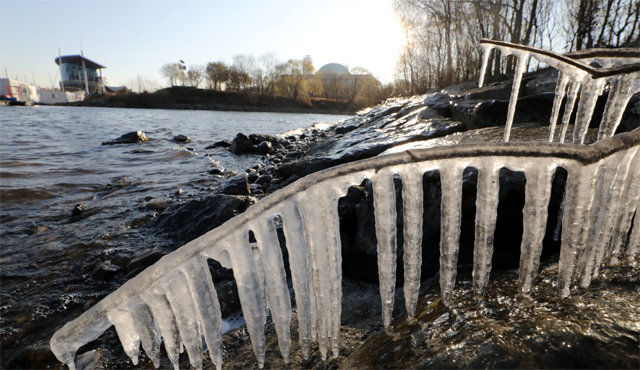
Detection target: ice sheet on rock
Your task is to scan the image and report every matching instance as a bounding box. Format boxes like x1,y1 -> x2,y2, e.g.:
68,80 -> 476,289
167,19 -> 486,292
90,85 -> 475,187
373,169 -> 398,327
472,162 -> 500,295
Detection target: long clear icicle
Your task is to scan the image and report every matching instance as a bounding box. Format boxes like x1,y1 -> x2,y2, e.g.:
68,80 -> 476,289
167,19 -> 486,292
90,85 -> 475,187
548,72 -> 570,142
251,218 -> 292,363
181,258 -> 224,370
558,80 -> 581,143
472,162 -> 500,295
165,272 -> 203,370
610,153 -> 640,264
106,308 -> 141,365
372,170 -> 398,327
439,164 -> 464,303
626,200 -> 640,262
557,163 -> 599,297
478,44 -> 493,88
140,286 -> 181,369
129,300 -> 162,368
518,163 -> 555,294
225,238 -> 267,368
279,201 -> 312,359
597,73 -> 640,140
398,167 -> 423,318
573,79 -> 605,144
504,53 -> 529,142
581,150 -> 636,287
297,186 -> 343,360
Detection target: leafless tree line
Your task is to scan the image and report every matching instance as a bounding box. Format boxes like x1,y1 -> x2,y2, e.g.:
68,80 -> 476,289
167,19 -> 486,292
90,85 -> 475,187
394,0 -> 639,94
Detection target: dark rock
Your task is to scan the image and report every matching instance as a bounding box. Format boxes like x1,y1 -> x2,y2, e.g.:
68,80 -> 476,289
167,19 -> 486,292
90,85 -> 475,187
102,130 -> 148,145
205,140 -> 231,149
5,346 -> 59,369
220,173 -> 250,195
249,133 -> 280,145
255,141 -> 274,154
172,134 -> 190,143
208,167 -> 225,175
277,157 -> 335,178
215,280 -> 241,317
71,203 -> 86,218
90,261 -> 121,281
229,133 -> 255,154
153,194 -> 256,245
335,124 -> 360,134
126,250 -> 165,278
255,175 -> 272,186
247,172 -> 259,182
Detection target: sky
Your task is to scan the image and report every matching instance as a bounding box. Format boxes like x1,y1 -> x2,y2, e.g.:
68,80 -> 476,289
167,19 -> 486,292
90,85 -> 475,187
0,0 -> 405,89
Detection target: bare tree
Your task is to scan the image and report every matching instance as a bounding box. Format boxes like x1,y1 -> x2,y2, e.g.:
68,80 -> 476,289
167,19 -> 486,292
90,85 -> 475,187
206,62 -> 229,90
187,65 -> 205,88
160,63 -> 181,87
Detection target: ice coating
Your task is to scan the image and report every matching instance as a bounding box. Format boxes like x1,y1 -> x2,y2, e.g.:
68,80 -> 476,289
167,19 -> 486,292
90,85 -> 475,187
50,40 -> 639,369
478,39 -> 640,144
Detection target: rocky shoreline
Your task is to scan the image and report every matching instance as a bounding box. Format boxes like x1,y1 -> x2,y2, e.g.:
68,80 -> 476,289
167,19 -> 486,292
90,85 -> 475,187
9,68 -> 638,368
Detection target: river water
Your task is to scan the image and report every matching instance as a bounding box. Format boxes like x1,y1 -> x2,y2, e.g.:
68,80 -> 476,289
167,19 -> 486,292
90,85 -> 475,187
0,105 -> 348,366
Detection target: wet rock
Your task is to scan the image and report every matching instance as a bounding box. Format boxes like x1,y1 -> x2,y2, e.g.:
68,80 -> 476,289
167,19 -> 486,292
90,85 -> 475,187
205,139 -> 231,149
71,203 -> 86,218
220,173 -> 250,195
247,171 -> 259,182
208,167 -> 225,175
90,261 -> 121,281
126,250 -> 165,278
172,134 -> 190,143
277,157 -> 335,178
102,130 -> 148,145
255,141 -> 274,154
249,133 -> 279,145
229,133 -> 255,154
335,124 -> 360,134
153,194 -> 256,245
255,175 -> 272,186
5,346 -> 59,369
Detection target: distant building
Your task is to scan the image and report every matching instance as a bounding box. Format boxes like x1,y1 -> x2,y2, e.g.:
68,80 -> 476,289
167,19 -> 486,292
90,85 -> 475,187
55,53 -> 106,94
315,63 -> 380,101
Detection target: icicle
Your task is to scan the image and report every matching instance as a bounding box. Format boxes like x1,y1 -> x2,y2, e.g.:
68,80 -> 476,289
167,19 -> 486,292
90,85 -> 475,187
503,53 -> 529,142
106,308 -> 141,365
129,300 -> 162,368
140,287 -> 181,369
581,150 -> 636,287
472,162 -> 500,295
181,258 -> 224,370
478,44 -> 493,88
225,239 -> 267,368
297,185 -> 343,359
610,155 -> 640,264
372,170 -> 398,327
557,163 -> 599,297
597,73 -> 640,140
518,163 -> 555,294
626,201 -> 640,262
164,272 -> 203,370
398,167 -> 423,318
279,201 -> 312,359
548,72 -> 570,142
558,80 -> 581,143
439,164 -> 464,303
251,217 -> 292,363
573,79 -> 605,144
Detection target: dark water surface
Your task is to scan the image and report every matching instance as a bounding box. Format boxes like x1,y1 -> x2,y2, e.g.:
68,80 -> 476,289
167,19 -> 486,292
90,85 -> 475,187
0,105 -> 347,364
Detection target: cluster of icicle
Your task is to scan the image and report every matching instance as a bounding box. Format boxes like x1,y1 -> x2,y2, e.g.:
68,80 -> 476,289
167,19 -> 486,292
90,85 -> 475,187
478,39 -> 640,143
50,41 -> 640,370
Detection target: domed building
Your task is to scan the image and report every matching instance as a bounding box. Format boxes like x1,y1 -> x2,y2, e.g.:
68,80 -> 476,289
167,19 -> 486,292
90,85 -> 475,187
316,63 -> 350,75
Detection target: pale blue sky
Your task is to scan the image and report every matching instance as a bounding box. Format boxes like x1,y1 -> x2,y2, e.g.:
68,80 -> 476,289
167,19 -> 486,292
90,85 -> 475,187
0,0 -> 404,88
